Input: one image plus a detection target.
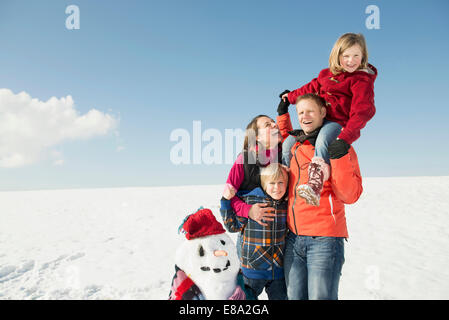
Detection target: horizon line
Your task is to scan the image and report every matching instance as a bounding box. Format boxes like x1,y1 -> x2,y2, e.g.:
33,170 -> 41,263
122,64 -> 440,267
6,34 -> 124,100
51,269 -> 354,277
1,174 -> 448,192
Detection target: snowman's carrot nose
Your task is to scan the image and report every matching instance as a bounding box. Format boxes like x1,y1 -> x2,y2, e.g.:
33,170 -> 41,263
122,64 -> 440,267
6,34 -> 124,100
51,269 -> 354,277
214,250 -> 228,257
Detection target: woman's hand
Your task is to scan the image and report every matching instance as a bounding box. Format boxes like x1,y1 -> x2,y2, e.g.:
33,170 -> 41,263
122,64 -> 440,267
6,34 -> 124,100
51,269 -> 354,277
248,203 -> 276,227
222,183 -> 237,200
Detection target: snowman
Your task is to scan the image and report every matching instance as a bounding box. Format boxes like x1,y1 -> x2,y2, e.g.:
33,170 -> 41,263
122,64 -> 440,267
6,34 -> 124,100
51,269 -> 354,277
168,208 -> 252,300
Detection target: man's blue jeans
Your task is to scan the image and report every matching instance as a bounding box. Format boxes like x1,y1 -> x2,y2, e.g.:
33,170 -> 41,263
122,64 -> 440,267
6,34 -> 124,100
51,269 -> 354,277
283,232 -> 345,300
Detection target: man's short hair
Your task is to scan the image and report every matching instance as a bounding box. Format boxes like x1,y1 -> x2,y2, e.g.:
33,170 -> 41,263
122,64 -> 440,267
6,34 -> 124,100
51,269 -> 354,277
295,93 -> 327,108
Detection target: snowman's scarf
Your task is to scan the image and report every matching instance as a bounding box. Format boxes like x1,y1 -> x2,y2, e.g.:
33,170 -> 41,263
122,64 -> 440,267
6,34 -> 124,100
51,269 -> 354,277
168,265 -> 249,300
169,266 -> 203,300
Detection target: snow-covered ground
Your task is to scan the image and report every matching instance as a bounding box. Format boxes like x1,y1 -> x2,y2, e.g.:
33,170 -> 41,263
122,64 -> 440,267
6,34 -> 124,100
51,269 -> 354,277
1,176 -> 448,300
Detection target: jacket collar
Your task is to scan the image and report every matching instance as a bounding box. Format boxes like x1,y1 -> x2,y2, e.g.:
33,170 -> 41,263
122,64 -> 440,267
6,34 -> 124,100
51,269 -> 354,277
288,126 -> 322,146
243,187 -> 287,204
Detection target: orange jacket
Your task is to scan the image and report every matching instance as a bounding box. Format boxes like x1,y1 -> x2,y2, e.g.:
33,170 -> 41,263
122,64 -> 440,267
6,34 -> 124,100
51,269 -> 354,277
277,113 -> 363,238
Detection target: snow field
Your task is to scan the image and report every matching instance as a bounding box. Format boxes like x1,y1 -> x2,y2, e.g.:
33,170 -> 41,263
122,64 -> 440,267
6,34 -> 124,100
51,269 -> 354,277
0,176 -> 448,299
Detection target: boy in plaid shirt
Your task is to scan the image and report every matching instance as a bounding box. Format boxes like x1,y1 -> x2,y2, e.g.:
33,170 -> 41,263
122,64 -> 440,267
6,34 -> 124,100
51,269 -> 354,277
220,163 -> 288,300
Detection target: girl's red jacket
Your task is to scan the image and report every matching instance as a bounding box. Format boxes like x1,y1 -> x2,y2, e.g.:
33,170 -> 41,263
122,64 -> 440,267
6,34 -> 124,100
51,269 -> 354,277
287,64 -> 377,145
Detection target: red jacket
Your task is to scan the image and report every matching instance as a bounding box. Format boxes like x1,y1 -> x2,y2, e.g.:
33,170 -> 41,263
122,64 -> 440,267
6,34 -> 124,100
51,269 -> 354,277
277,113 -> 363,237
287,64 -> 377,145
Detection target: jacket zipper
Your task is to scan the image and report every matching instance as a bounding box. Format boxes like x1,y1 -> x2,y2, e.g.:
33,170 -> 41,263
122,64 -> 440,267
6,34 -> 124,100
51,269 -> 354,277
329,194 -> 336,224
291,144 -> 301,235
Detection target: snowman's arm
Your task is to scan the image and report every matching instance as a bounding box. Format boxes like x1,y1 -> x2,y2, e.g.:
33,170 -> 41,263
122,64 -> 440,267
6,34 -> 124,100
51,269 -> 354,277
220,197 -> 248,233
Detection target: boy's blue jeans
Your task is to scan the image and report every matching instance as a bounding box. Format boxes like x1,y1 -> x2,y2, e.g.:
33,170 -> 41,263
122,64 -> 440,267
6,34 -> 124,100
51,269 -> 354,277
243,276 -> 288,300
283,232 -> 345,300
237,233 -> 287,300
282,120 -> 343,166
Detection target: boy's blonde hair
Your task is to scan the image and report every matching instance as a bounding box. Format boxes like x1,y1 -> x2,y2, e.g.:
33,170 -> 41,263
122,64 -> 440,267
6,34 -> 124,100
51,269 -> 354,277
260,163 -> 288,192
329,33 -> 369,75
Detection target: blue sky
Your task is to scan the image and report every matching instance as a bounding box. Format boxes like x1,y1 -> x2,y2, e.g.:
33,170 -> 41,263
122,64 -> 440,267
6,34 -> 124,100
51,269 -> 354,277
0,0 -> 448,190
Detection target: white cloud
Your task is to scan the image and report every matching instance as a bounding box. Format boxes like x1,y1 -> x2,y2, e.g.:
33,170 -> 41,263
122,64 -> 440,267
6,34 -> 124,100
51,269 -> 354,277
0,88 -> 119,168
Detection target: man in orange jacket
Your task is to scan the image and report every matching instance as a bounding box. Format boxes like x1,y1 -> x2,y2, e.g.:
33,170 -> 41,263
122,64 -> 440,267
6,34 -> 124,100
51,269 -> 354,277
276,93 -> 363,300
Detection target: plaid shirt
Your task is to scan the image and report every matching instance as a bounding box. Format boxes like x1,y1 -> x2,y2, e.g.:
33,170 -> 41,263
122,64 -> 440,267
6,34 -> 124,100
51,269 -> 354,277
220,188 -> 288,274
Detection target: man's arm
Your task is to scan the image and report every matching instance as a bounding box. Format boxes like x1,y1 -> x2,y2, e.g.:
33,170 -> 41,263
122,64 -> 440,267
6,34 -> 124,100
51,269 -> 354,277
276,113 -> 293,141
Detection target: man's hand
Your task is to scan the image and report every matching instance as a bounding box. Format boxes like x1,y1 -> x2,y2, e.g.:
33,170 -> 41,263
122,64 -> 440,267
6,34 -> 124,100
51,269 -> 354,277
248,203 -> 276,227
277,97 -> 290,116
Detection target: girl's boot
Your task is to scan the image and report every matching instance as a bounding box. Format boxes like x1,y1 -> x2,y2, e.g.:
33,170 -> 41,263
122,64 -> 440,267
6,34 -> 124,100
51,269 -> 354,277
297,157 -> 330,206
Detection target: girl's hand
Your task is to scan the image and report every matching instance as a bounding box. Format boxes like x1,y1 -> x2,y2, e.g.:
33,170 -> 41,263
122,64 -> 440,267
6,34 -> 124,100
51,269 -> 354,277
328,139 -> 350,159
248,203 -> 276,227
278,89 -> 290,102
223,183 -> 237,200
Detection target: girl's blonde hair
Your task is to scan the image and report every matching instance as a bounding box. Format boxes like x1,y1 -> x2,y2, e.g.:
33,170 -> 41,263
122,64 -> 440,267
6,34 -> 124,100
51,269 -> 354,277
260,163 -> 288,192
329,33 -> 369,75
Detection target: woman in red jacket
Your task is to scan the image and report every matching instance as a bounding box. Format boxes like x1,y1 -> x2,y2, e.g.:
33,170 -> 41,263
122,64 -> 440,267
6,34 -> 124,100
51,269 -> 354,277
280,33 -> 377,207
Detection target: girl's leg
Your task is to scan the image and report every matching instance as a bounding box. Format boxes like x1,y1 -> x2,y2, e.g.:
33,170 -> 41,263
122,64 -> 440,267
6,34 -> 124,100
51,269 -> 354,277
281,135 -> 296,167
297,120 -> 342,206
314,120 -> 342,164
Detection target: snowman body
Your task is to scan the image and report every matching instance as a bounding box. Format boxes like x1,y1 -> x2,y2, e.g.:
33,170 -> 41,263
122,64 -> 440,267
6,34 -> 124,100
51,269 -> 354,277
175,233 -> 240,300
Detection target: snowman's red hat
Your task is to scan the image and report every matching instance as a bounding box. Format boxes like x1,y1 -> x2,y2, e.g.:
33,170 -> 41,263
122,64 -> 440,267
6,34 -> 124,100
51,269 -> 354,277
179,207 -> 226,240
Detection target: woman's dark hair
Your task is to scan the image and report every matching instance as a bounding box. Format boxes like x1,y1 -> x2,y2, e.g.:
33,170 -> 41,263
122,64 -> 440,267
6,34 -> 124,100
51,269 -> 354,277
243,114 -> 272,152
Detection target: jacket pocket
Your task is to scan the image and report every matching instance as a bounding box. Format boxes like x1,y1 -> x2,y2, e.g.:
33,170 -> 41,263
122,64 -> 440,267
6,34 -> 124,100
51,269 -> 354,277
248,246 -> 272,270
248,245 -> 285,269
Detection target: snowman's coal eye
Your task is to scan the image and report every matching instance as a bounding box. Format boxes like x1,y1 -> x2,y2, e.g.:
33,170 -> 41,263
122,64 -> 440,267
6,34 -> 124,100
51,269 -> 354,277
198,245 -> 205,257
220,240 -> 226,245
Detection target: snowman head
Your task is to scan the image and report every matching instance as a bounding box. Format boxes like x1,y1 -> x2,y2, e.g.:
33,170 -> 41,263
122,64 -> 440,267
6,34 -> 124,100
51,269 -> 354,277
175,208 -> 240,298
